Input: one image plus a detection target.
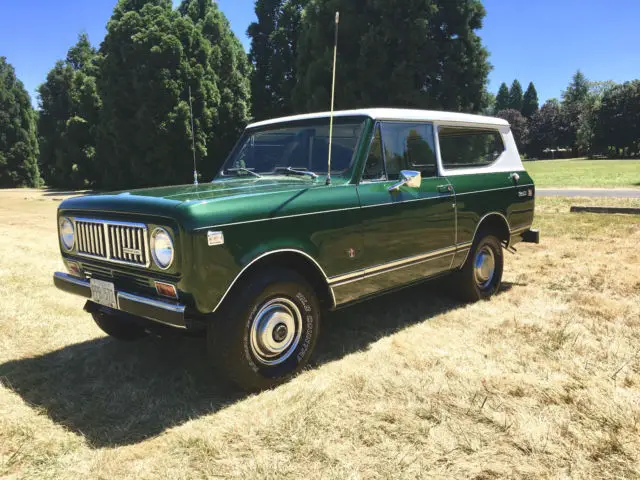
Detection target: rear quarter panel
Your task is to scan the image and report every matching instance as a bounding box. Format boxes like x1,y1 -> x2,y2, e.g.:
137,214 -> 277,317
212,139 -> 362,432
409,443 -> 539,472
436,124 -> 536,247
449,170 -> 535,246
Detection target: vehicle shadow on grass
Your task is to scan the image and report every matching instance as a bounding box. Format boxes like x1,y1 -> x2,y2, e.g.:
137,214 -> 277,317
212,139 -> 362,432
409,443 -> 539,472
0,281 -> 516,448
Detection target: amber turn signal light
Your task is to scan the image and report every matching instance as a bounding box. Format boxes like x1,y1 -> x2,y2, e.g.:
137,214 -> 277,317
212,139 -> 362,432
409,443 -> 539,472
155,281 -> 178,299
65,261 -> 82,277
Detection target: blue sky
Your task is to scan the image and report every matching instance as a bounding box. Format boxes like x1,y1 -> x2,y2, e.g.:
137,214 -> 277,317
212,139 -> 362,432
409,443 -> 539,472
1,0 -> 639,109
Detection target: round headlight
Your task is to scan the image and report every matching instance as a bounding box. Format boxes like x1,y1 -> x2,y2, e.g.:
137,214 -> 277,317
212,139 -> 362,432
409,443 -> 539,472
59,217 -> 75,251
151,227 -> 174,270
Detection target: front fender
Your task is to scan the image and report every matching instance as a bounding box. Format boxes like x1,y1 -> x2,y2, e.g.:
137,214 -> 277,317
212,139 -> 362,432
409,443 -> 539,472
184,224 -> 329,313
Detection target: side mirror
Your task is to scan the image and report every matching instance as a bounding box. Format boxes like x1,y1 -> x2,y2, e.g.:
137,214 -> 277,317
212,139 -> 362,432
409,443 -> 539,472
388,170 -> 422,192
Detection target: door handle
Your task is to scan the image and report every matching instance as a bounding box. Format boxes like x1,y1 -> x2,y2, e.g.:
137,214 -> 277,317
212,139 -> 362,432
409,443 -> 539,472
437,184 -> 452,193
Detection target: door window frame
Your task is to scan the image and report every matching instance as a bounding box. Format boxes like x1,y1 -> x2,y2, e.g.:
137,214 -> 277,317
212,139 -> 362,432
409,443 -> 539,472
359,122 -> 388,184
358,120 -> 441,185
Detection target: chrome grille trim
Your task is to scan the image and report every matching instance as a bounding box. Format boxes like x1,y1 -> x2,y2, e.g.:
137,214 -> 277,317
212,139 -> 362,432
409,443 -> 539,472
73,218 -> 150,268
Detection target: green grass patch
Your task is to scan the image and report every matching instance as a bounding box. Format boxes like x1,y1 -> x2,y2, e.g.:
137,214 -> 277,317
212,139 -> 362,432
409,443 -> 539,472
524,158 -> 640,188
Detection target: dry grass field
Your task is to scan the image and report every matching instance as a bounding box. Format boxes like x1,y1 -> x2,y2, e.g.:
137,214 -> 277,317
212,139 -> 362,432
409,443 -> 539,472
0,189 -> 639,479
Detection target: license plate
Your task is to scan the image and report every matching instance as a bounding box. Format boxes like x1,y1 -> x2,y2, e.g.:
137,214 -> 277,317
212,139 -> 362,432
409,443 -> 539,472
90,279 -> 118,309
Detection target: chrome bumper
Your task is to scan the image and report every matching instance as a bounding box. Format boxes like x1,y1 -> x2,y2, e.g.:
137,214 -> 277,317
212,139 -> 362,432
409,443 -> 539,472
53,271 -> 186,329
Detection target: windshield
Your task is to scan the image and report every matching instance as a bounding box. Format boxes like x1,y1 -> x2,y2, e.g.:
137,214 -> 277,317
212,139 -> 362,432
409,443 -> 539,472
218,117 -> 367,179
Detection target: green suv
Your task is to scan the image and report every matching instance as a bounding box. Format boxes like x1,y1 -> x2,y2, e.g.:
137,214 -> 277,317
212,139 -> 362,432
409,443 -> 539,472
54,108 -> 539,391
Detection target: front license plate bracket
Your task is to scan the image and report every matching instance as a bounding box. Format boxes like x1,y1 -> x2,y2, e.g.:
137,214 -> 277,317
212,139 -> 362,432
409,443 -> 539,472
90,278 -> 118,309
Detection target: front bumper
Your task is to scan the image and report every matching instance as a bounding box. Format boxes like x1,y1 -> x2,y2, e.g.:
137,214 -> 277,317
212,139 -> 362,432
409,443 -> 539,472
53,271 -> 186,329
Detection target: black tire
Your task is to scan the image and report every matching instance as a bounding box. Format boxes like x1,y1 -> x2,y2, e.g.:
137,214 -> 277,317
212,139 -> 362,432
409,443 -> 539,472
456,233 -> 504,302
91,310 -> 149,341
207,268 -> 321,392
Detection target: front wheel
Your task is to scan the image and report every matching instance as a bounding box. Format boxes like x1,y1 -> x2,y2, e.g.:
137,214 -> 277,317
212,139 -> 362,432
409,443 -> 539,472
456,233 -> 504,302
207,268 -> 321,392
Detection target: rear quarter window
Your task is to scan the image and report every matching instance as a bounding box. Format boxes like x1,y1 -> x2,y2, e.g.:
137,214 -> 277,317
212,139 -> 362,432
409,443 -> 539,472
439,127 -> 505,170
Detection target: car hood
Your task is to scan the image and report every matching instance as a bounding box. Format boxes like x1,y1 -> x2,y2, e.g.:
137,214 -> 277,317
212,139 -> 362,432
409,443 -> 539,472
58,177 -> 351,228
121,178 -> 323,202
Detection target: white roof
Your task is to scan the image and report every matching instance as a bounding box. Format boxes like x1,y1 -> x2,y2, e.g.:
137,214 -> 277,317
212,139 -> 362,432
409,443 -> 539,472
247,108 -> 509,129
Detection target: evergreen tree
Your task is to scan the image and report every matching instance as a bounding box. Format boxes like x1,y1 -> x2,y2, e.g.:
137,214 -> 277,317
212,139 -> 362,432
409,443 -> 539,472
0,57 -> 41,187
528,99 -> 572,157
561,70 -> 589,149
508,79 -> 523,112
576,81 -> 615,155
294,0 -> 491,113
179,0 -> 252,179
495,109 -> 528,151
495,82 -> 510,112
592,80 -> 640,157
248,0 -> 307,121
38,33 -> 101,188
521,82 -> 539,118
562,70 -> 589,107
97,0 -> 250,189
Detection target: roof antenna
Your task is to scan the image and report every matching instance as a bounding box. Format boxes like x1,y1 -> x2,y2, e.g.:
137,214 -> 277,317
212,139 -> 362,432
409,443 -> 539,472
326,11 -> 340,186
189,85 -> 198,185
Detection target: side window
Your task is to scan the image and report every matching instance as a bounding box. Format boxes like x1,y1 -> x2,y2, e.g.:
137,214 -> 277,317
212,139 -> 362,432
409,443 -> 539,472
362,126 -> 385,181
405,126 -> 438,178
362,122 -> 438,182
439,127 -> 505,170
381,122 -> 437,180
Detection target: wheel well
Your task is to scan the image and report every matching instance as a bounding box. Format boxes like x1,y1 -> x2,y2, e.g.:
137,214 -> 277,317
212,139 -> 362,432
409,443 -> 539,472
475,214 -> 510,247
227,252 -> 334,311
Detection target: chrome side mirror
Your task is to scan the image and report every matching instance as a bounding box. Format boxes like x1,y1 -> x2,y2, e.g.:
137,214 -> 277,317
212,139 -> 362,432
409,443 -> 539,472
388,170 -> 422,192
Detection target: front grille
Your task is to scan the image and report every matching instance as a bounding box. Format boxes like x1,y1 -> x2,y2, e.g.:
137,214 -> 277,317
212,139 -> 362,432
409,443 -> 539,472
107,224 -> 148,266
74,218 -> 150,268
76,220 -> 107,259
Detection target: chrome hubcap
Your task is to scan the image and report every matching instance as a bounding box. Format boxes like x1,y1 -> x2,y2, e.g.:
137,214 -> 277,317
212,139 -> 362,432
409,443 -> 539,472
474,246 -> 496,289
249,298 -> 302,366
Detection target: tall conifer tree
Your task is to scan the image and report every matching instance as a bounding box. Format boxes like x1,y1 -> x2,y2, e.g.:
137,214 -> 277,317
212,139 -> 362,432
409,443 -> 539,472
38,33 -> 101,188
294,0 -> 491,113
179,0 -> 252,178
0,57 -> 40,187
248,0 -> 307,121
495,82 -> 510,112
521,82 -> 539,118
508,79 -> 523,112
96,0 -> 250,188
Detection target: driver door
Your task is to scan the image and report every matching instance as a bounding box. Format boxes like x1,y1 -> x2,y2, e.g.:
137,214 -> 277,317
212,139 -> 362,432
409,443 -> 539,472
354,121 -> 456,295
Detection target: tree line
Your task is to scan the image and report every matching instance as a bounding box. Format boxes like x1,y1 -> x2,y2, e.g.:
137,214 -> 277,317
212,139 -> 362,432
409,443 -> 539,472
491,72 -> 640,159
0,0 -> 491,188
1,0 -> 639,189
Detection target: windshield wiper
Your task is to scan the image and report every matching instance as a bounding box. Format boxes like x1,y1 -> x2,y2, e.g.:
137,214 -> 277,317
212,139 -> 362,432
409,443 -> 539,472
226,168 -> 262,179
274,167 -> 318,179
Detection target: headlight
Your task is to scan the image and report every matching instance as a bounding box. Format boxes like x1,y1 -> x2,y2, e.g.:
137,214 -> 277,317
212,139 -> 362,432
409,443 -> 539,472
151,227 -> 174,270
59,217 -> 75,251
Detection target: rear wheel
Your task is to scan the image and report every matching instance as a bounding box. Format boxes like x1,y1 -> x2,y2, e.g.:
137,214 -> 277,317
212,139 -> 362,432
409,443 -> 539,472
456,233 -> 504,302
207,268 -> 321,392
91,310 -> 149,341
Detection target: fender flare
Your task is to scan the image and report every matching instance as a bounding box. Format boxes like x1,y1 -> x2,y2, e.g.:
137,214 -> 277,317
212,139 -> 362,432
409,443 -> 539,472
211,249 -> 335,313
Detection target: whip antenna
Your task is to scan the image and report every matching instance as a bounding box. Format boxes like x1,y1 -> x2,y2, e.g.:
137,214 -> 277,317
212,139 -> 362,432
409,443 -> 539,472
326,11 -> 340,186
189,85 -> 198,185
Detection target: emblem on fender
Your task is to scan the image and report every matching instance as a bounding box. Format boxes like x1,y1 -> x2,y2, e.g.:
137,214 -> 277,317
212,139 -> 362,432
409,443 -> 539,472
207,231 -> 225,246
